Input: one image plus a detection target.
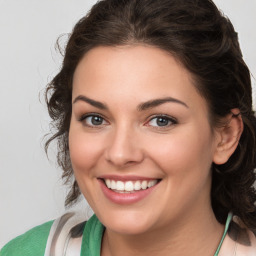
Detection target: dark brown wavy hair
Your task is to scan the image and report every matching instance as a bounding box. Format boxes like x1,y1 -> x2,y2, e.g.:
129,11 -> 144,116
45,0 -> 256,231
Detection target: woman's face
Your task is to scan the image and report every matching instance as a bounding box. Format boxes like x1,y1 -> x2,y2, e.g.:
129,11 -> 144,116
69,45 -> 220,235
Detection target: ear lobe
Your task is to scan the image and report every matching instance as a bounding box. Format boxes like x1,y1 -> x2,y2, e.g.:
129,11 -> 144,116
213,109 -> 243,165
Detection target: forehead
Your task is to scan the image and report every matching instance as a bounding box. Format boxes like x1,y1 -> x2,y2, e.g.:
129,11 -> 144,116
72,45 -> 207,113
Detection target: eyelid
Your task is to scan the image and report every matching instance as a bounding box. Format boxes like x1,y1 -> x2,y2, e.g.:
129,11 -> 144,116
145,114 -> 178,128
78,113 -> 177,129
78,113 -> 109,127
78,112 -> 106,121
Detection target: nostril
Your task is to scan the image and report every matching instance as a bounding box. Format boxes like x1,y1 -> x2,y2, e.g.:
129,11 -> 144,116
104,148 -> 144,167
104,133 -> 144,167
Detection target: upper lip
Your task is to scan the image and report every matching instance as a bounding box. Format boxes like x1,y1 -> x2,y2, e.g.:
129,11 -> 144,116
98,175 -> 161,182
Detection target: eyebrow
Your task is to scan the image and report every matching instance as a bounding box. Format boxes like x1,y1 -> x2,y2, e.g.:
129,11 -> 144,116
73,95 -> 188,110
73,95 -> 108,110
137,97 -> 189,111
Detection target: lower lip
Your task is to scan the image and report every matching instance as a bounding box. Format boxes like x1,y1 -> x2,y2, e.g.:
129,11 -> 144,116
98,179 -> 159,205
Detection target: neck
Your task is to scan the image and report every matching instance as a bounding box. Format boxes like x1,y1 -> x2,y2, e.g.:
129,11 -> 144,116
101,208 -> 224,256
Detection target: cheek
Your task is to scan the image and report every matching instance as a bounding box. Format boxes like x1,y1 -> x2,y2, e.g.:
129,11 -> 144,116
69,126 -> 104,175
147,127 -> 214,178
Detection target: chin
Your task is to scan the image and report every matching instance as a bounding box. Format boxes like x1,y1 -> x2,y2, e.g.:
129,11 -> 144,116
107,221 -> 153,236
97,209 -> 156,235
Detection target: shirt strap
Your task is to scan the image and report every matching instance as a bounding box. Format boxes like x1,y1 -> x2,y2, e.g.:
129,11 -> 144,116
214,212 -> 233,256
44,212 -> 87,256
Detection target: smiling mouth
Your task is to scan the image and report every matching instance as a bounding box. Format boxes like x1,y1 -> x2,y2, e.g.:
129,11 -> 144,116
102,179 -> 161,193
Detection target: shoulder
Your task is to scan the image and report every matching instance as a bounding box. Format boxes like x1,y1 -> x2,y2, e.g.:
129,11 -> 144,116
220,215 -> 256,255
0,220 -> 54,256
81,214 -> 105,255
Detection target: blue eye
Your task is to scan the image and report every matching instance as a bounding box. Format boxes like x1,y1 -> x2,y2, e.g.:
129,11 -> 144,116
148,116 -> 177,127
80,114 -> 107,127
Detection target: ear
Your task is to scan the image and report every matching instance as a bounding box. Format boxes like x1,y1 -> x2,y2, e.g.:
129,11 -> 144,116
213,108 -> 243,165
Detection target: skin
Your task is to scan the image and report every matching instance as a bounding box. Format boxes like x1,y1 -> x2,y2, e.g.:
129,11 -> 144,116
69,45 -> 231,255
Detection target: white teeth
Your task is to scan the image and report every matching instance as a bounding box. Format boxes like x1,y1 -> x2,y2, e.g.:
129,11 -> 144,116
148,180 -> 157,188
125,181 -> 133,191
134,181 -> 141,190
111,180 -> 116,189
141,180 -> 148,189
148,180 -> 153,188
104,179 -> 158,192
116,181 -> 125,191
106,179 -> 111,188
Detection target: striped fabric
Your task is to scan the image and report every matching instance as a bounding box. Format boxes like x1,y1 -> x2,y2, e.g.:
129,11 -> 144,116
43,212 -> 256,256
44,212 -> 86,256
218,215 -> 256,255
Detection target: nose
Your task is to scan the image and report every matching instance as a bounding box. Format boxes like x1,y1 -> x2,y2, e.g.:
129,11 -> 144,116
104,125 -> 144,168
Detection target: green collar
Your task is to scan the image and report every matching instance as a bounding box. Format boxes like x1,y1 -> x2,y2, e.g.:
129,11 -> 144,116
82,212 -> 233,256
214,212 -> 233,256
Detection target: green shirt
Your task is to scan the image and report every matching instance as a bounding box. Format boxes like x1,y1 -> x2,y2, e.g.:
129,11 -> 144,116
0,220 -> 54,256
0,213 -> 231,256
0,215 -> 104,256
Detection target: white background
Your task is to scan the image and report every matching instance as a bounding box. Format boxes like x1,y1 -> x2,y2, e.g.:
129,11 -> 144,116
0,0 -> 255,247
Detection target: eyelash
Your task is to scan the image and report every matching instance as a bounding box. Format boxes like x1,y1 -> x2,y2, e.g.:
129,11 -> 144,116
79,113 -> 108,128
78,113 -> 177,129
145,115 -> 177,129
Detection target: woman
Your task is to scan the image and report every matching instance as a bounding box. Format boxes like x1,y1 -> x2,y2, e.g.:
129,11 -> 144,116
1,0 -> 256,255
